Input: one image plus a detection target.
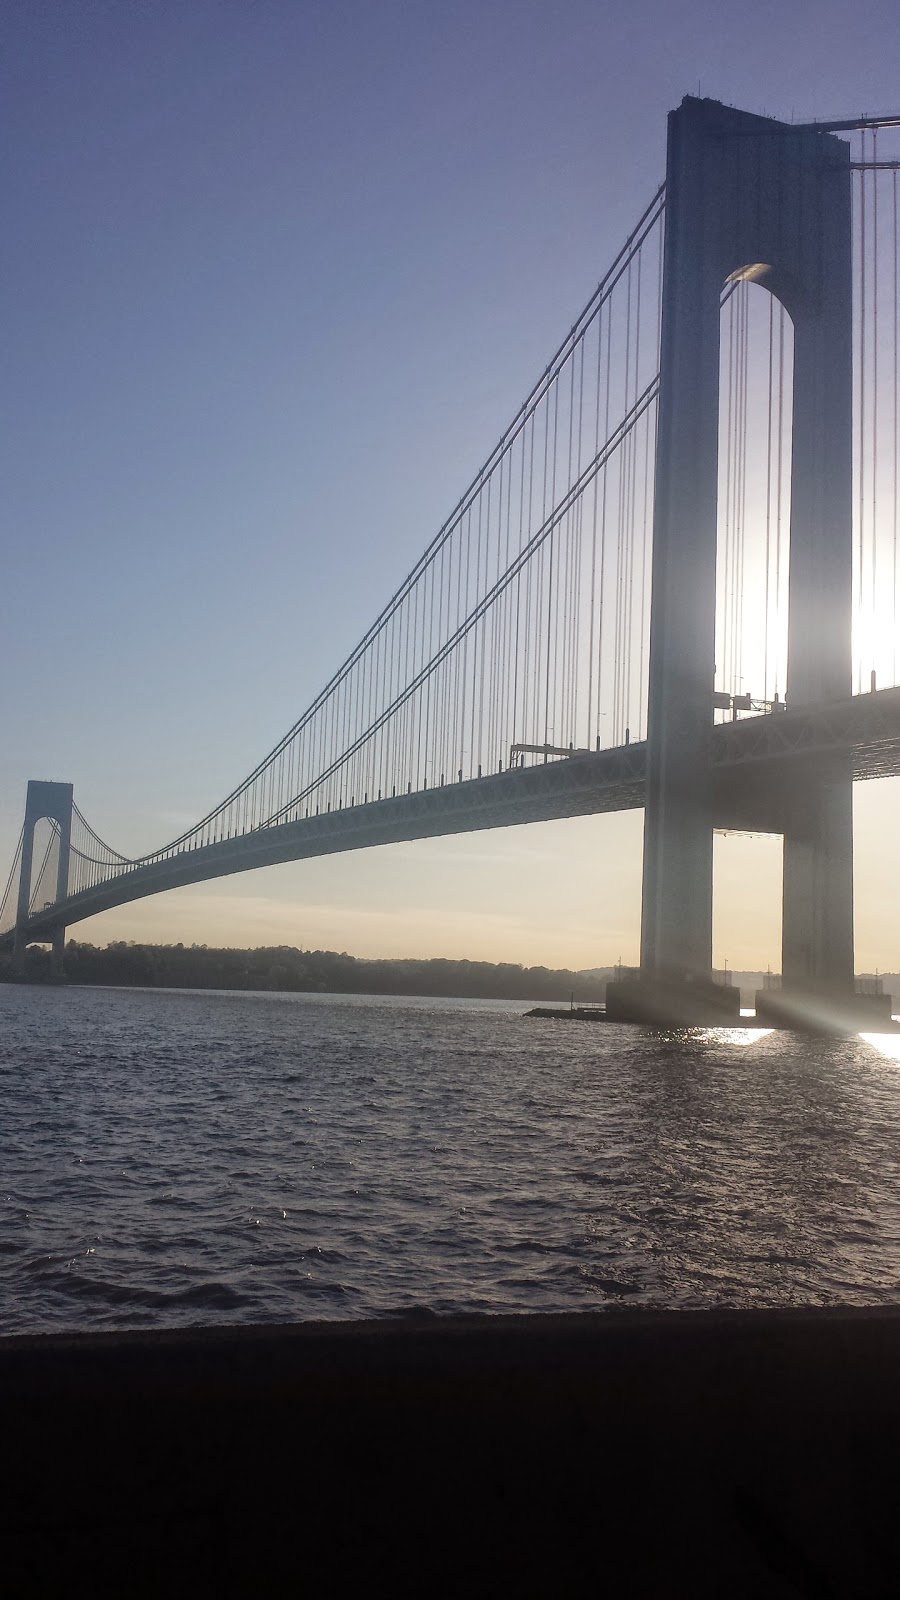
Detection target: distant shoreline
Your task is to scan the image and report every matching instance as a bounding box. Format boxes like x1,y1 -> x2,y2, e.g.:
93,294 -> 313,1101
4,938 -> 897,1006
2,939 -> 611,1003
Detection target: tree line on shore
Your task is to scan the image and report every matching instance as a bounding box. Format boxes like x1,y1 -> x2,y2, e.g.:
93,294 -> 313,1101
2,940 -> 613,1001
4,941 -> 897,1004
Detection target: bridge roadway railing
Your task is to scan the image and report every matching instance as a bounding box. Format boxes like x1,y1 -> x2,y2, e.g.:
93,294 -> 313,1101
5,686 -> 900,949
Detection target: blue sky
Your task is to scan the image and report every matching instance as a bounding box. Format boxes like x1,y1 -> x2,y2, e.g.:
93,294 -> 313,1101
3,0 -> 900,970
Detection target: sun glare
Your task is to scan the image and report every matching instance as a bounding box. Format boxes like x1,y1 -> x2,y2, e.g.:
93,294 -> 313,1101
859,1033 -> 900,1062
698,1027 -> 775,1047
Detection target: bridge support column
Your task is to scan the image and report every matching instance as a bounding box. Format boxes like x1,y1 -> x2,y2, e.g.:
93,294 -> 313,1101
638,100 -> 721,990
756,769 -> 860,1029
12,816 -> 37,975
624,99 -> 856,1026
782,775 -> 854,995
777,176 -> 855,1003
50,925 -> 67,980
13,780 -> 74,977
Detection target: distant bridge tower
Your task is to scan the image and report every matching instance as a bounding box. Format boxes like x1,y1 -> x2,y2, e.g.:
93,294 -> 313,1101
638,98 -> 853,1011
14,780 -> 73,974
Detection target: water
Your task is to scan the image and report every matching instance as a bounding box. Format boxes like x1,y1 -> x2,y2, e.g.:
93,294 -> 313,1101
3,983 -> 900,1336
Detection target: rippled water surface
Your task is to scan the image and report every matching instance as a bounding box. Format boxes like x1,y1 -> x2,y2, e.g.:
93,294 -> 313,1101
3,983 -> 900,1334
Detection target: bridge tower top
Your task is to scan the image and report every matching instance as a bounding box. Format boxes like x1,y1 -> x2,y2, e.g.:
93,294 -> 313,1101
23,780 -> 74,832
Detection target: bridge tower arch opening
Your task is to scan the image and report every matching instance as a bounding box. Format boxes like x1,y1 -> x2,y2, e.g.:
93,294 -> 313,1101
711,276 -> 794,984
637,97 -> 854,1014
13,780 -> 73,975
715,275 -> 794,719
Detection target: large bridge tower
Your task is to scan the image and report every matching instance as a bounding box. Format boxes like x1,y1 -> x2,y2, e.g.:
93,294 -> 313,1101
614,98 -> 854,1023
14,780 -> 74,976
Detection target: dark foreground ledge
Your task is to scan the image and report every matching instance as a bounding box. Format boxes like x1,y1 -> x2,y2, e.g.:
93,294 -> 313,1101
4,1305 -> 900,1596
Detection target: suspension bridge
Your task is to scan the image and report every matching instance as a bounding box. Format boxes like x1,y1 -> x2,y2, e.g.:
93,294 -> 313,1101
4,98 -> 900,1023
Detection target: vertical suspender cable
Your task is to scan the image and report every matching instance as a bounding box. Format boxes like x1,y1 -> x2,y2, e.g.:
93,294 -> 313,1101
764,294 -> 774,703
572,319 -> 586,744
858,134 -> 867,692
597,303 -> 612,743
894,169 -> 899,684
543,377 -> 559,751
585,303 -> 602,746
872,132 -> 879,634
776,304 -> 785,700
510,420 -> 526,752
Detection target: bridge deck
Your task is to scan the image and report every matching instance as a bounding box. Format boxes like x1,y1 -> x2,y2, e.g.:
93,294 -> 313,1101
6,687 -> 900,947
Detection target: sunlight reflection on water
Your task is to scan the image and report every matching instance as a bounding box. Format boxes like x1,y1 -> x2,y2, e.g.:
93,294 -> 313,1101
860,1033 -> 900,1062
700,1026 -> 775,1047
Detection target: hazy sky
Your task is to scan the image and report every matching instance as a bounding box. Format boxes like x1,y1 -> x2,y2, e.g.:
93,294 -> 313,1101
3,0 -> 900,972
